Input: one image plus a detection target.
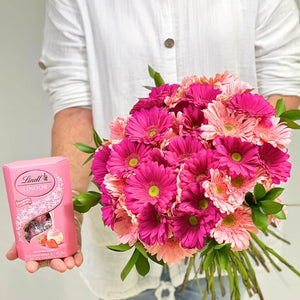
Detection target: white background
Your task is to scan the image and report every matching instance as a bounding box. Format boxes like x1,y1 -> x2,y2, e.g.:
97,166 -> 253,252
0,1 -> 300,299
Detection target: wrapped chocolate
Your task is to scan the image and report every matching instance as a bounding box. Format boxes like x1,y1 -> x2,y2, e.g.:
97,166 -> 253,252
3,157 -> 78,261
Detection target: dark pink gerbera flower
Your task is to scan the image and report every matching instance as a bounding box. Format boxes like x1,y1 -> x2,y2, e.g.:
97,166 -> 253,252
164,136 -> 203,166
146,148 -> 171,168
259,143 -> 291,184
91,145 -> 111,185
138,203 -> 171,246
179,149 -> 214,188
181,104 -> 207,137
215,136 -> 259,178
125,107 -> 173,146
124,162 -> 177,214
229,93 -> 276,119
130,84 -> 179,114
182,83 -> 222,109
172,185 -> 223,250
107,138 -> 150,177
101,192 -> 116,229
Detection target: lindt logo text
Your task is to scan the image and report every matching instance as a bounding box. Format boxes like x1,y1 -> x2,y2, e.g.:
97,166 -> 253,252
15,170 -> 55,197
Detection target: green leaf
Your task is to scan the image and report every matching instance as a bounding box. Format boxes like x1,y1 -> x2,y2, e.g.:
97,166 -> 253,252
107,244 -> 132,252
93,128 -> 103,148
135,253 -> 150,277
259,200 -> 283,215
77,191 -> 101,207
72,198 -> 90,213
203,252 -> 214,270
143,85 -> 154,91
253,183 -> 266,201
134,241 -> 148,259
216,249 -> 229,270
121,249 -> 140,281
148,65 -> 156,78
82,153 -> 94,166
264,188 -> 284,201
251,206 -> 269,232
74,142 -> 96,153
280,110 -> 300,121
245,192 -> 255,205
154,72 -> 165,87
214,243 -> 231,250
275,98 -> 286,117
272,209 -> 287,220
280,117 -> 300,129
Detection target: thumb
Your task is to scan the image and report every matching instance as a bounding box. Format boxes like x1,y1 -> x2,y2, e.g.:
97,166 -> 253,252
6,242 -> 18,260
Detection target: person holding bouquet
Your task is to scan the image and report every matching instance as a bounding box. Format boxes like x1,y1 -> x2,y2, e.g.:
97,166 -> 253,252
6,0 -> 300,299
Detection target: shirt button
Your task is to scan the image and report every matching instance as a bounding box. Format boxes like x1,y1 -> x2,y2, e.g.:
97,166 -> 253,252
164,38 -> 175,48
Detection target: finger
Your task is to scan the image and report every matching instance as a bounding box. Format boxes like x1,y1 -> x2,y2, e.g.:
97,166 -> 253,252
74,251 -> 83,267
26,261 -> 40,273
6,242 -> 18,260
49,258 -> 67,273
64,256 -> 75,270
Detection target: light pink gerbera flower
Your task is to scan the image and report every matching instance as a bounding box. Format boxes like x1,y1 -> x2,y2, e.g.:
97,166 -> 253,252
130,84 -> 179,114
202,169 -> 238,213
109,116 -> 129,141
215,136 -> 259,178
124,162 -> 177,214
145,239 -> 197,265
103,173 -> 125,198
164,136 -> 203,166
125,107 -> 173,146
138,203 -> 171,246
114,207 -> 138,246
201,101 -> 257,142
91,145 -> 111,185
252,116 -> 291,151
179,149 -> 214,189
211,206 -> 258,251
107,138 -> 150,177
259,143 -> 291,184
181,104 -> 206,137
181,83 -> 221,109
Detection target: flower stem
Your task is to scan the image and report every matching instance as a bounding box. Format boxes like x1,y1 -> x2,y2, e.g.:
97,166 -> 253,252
176,254 -> 195,294
266,228 -> 291,245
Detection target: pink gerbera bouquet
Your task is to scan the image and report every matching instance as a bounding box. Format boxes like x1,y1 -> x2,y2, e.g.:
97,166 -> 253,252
73,67 -> 300,299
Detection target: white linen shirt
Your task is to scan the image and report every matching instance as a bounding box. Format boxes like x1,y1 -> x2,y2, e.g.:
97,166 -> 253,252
40,0 -> 300,299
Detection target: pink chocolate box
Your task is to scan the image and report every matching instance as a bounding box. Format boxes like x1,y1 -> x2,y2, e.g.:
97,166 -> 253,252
3,156 -> 78,261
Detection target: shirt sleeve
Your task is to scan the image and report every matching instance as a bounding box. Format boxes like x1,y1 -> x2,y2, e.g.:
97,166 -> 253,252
39,0 -> 92,115
255,0 -> 300,98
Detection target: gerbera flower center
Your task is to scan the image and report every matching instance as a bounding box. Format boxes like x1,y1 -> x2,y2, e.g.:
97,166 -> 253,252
196,173 -> 206,181
148,127 -> 157,137
231,175 -> 244,188
231,152 -> 242,162
215,185 -> 223,194
188,216 -> 198,226
148,185 -> 160,197
128,157 -> 139,167
223,215 -> 236,227
224,123 -> 237,134
199,199 -> 209,210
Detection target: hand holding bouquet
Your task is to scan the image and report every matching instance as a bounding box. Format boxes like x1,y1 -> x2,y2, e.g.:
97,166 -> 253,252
73,67 -> 300,299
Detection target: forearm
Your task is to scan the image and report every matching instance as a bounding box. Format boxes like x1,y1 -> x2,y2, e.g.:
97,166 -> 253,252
51,107 -> 94,197
268,94 -> 300,110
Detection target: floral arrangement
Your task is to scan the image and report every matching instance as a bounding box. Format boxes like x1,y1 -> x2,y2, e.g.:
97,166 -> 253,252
73,67 -> 300,299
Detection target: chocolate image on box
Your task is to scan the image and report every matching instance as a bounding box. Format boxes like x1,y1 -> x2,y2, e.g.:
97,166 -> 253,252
23,212 -> 52,242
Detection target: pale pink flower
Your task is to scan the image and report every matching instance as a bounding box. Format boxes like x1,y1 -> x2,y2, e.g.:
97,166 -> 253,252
145,239 -> 197,265
103,173 -> 125,198
199,71 -> 238,88
109,116 -> 129,141
252,116 -> 291,151
202,169 -> 238,213
211,206 -> 258,251
114,207 -> 138,246
201,101 -> 257,142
